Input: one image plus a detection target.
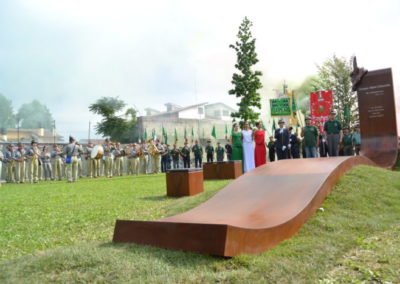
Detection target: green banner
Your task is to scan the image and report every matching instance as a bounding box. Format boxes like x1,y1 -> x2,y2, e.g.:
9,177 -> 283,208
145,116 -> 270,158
270,98 -> 291,116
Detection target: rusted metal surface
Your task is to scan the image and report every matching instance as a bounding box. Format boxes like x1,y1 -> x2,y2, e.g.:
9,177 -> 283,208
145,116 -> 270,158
113,157 -> 376,256
113,68 -> 398,256
203,161 -> 243,180
166,169 -> 204,197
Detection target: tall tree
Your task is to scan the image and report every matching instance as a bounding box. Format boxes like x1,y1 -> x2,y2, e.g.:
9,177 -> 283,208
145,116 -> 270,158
17,100 -> 54,130
229,17 -> 263,124
295,76 -> 322,114
316,55 -> 356,127
0,94 -> 16,130
89,97 -> 137,142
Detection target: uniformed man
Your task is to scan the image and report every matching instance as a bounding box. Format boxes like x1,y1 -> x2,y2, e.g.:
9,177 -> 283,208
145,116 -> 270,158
288,127 -> 300,159
274,119 -> 290,160
4,144 -> 16,183
216,142 -> 225,162
180,141 -> 191,168
63,136 -> 81,182
342,127 -> 354,156
51,144 -> 64,181
323,110 -> 342,157
225,139 -> 233,161
41,145 -> 53,181
0,147 -> 3,186
14,143 -> 26,183
113,142 -> 124,176
26,140 -> 41,183
127,143 -> 139,175
301,117 -> 319,158
267,136 -> 276,162
353,125 -> 361,155
76,143 -> 84,178
192,140 -> 203,168
171,144 -> 180,169
139,141 -> 148,174
160,143 -> 170,172
86,143 -> 99,178
205,140 -> 214,162
152,139 -> 163,174
103,139 -> 114,178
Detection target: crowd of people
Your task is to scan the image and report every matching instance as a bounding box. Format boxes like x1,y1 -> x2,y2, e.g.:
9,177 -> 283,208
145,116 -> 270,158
0,110 -> 363,184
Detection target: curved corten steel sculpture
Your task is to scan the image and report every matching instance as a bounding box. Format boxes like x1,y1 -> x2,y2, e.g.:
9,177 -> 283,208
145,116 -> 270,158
113,67 -> 398,256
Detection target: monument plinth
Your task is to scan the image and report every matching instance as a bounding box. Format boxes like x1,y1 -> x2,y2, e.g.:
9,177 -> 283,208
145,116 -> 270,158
356,68 -> 398,169
166,168 -> 204,197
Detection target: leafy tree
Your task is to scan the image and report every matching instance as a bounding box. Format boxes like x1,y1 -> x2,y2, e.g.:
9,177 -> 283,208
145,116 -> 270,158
17,100 -> 54,130
295,76 -> 322,114
0,94 -> 16,130
89,97 -> 137,142
229,17 -> 263,124
316,55 -> 357,127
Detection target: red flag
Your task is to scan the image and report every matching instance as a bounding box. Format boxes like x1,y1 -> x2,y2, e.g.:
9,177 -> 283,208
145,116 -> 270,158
310,90 -> 333,133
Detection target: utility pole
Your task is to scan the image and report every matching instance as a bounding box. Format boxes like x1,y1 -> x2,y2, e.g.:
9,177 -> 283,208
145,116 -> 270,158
53,120 -> 56,144
88,121 -> 91,144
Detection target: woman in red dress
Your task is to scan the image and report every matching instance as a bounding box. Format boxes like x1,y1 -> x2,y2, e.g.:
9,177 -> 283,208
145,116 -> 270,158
254,121 -> 267,167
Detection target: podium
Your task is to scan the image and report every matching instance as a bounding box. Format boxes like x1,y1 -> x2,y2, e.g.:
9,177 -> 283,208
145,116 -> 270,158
203,160 -> 242,180
166,168 -> 204,197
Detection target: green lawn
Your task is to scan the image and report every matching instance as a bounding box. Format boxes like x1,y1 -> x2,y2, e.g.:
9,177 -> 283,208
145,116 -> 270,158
1,166 -> 399,283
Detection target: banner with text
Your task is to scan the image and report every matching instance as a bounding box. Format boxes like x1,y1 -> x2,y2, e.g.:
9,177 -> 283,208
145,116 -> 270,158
270,98 -> 291,116
310,90 -> 333,132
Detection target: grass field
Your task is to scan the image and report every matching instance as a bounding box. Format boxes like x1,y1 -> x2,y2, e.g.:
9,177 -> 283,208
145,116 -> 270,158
0,166 -> 399,283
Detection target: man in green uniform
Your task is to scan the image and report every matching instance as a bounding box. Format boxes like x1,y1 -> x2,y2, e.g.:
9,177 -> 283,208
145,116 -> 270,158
352,125 -> 361,155
342,127 -> 354,156
216,142 -> 225,162
180,141 -> 191,168
171,144 -> 180,169
205,140 -> 214,162
301,117 -> 319,158
323,110 -> 342,157
192,140 -> 203,168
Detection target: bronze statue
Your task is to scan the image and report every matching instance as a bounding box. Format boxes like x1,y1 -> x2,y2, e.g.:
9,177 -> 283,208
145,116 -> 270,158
350,56 -> 368,91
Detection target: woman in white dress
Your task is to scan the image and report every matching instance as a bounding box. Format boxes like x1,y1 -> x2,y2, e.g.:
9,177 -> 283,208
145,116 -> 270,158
242,121 -> 255,173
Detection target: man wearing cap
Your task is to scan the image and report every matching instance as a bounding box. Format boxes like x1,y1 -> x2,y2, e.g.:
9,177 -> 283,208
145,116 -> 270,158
4,144 -> 16,183
274,119 -> 290,160
205,140 -> 214,163
342,127 -> 354,156
26,140 -> 41,183
103,139 -> 114,178
323,111 -> 342,157
192,140 -> 203,168
51,144 -> 64,180
14,143 -> 26,183
301,117 -> 319,158
180,141 -> 191,168
171,144 -> 180,169
127,143 -> 139,175
216,142 -> 225,162
63,136 -> 81,182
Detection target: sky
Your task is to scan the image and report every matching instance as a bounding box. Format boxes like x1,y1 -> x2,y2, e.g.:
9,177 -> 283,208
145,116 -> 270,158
0,0 -> 399,140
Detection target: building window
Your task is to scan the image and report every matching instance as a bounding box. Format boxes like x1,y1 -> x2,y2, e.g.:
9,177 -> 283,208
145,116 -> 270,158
222,110 -> 229,116
198,107 -> 204,114
214,110 -> 220,117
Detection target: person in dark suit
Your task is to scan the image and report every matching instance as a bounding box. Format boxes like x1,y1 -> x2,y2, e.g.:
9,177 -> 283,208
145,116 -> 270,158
288,127 -> 300,159
274,119 -> 290,160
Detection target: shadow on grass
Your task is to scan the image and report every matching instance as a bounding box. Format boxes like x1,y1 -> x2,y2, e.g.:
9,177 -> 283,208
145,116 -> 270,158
99,242 -> 224,266
139,195 -> 173,201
